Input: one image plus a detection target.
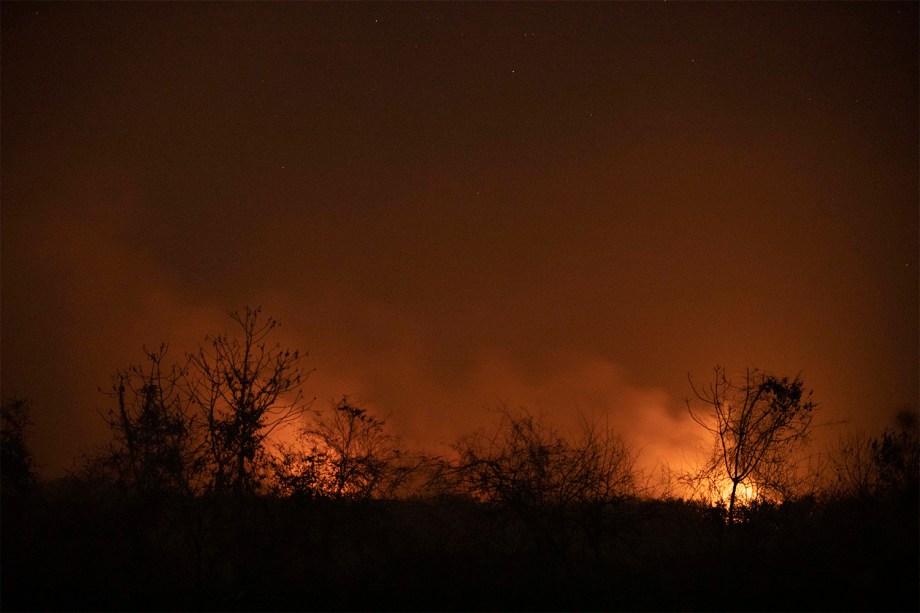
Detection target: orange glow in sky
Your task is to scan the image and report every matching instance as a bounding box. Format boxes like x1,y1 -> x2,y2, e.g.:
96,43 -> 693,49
1,2 -> 916,479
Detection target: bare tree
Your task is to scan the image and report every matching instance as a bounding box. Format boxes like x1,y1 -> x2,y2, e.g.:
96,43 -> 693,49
454,406 -> 636,509
103,344 -> 199,495
451,406 -> 636,560
829,429 -> 878,498
687,366 -> 817,525
832,409 -> 920,500
269,440 -> 327,499
274,397 -> 404,499
184,307 -> 310,496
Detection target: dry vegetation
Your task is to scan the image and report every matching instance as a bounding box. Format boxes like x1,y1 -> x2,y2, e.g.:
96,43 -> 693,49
2,310 -> 917,611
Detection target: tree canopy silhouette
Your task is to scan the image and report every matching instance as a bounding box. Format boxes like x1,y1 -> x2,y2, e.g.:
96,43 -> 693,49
687,366 -> 817,525
96,306 -> 311,498
103,344 -> 198,495
184,306 -> 310,496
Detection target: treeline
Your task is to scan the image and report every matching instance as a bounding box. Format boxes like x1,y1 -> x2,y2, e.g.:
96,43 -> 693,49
1,308 -> 917,611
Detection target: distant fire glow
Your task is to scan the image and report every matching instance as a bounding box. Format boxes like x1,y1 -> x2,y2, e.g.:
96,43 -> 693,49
718,479 -> 758,506
1,4 -> 916,611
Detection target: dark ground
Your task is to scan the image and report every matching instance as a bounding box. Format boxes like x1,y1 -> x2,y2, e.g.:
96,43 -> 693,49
2,484 -> 917,612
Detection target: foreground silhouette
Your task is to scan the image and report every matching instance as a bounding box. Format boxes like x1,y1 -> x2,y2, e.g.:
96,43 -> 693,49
3,403 -> 917,612
1,310 -> 917,611
2,480 -> 917,611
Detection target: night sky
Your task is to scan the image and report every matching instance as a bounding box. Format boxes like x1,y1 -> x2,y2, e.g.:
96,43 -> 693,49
2,2 -> 917,479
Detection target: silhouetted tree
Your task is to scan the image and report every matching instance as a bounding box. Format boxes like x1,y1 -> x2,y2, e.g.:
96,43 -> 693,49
270,440 -> 327,499
830,429 -> 878,499
1,396 -> 37,495
103,345 -> 199,495
871,409 -> 919,498
310,398 -> 400,498
273,398 -> 408,499
184,307 -> 309,496
452,407 -> 636,561
455,406 -> 636,508
688,366 -> 817,525
834,409 -> 920,500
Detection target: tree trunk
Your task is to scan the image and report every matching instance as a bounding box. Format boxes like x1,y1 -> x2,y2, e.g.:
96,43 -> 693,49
728,479 -> 739,526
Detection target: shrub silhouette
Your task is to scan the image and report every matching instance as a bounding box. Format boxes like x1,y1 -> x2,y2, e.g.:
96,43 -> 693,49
3,342 -> 917,612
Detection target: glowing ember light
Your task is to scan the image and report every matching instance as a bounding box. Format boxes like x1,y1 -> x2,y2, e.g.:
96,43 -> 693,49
717,478 -> 758,505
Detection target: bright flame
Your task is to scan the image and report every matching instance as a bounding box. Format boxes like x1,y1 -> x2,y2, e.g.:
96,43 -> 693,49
718,478 -> 758,504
